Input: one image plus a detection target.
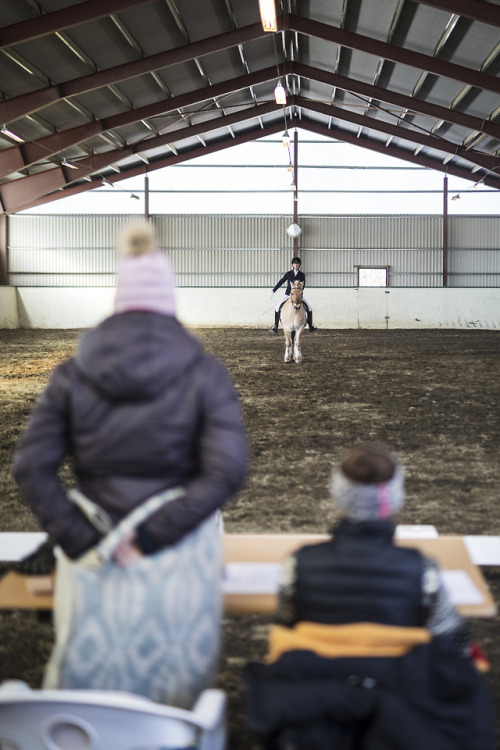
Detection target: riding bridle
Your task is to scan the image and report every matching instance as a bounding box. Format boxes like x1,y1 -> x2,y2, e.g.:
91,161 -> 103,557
290,288 -> 303,311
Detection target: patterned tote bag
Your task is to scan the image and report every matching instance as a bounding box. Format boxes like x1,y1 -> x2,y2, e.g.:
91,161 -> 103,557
44,487 -> 223,710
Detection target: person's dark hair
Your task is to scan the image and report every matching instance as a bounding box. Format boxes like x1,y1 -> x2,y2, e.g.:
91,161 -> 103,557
341,444 -> 395,484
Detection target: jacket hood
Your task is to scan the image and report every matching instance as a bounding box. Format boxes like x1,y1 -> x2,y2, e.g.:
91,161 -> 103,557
75,312 -> 203,401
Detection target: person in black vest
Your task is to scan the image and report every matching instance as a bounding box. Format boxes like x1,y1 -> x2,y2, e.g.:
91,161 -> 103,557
275,444 -> 470,642
268,257 -> 317,333
244,444 -> 495,749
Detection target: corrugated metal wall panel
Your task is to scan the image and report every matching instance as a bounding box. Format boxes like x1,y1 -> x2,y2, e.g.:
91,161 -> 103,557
156,215 -> 290,249
449,216 -> 500,248
6,214 -> 499,288
9,214 -> 143,249
302,215 -> 442,249
8,274 -> 114,286
303,248 -> 442,287
9,248 -> 116,274
165,247 -> 291,286
448,248 -> 500,287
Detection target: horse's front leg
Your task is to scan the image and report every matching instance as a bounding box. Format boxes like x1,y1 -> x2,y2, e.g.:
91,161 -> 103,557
294,326 -> 304,363
284,328 -> 292,363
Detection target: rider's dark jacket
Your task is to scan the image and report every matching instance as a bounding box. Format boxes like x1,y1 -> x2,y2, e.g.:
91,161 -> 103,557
273,269 -> 306,296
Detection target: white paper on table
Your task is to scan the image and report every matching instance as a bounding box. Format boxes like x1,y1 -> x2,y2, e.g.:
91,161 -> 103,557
464,536 -> 500,566
395,525 -> 439,539
440,569 -> 485,606
0,532 -> 48,562
222,562 -> 281,595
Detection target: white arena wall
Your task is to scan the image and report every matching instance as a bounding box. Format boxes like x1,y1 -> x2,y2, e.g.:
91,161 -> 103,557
0,288 -> 19,328
4,287 -> 500,330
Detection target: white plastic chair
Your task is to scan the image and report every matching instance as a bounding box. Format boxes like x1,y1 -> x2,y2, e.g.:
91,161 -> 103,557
0,681 -> 226,750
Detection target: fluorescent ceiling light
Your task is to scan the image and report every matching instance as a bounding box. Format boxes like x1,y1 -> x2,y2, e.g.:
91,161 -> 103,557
258,0 -> 277,32
1,125 -> 24,143
61,159 -> 78,170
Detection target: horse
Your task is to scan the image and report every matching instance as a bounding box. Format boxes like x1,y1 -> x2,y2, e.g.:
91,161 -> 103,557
280,281 -> 307,363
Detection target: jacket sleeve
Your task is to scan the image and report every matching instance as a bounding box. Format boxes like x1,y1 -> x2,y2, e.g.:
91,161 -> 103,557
137,357 -> 249,550
274,554 -> 299,626
11,362 -> 101,559
421,556 -> 472,655
273,273 -> 289,293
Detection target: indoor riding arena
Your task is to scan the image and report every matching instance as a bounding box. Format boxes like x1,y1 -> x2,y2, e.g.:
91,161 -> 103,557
1,325 -> 499,748
2,0 -> 500,744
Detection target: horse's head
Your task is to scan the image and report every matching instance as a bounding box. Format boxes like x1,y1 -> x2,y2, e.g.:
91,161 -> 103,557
289,281 -> 304,310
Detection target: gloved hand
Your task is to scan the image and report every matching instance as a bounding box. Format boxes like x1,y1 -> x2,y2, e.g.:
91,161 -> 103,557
269,290 -> 274,299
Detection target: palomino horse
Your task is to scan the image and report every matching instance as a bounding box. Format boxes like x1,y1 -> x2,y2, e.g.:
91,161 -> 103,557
280,281 -> 306,363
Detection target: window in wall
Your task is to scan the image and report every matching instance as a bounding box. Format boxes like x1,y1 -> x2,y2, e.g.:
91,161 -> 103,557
357,266 -> 389,287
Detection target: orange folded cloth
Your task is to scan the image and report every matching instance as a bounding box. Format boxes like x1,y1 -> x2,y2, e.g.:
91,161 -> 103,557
267,621 -> 431,663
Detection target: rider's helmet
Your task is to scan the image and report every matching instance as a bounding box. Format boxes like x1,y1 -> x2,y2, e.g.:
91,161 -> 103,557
291,257 -> 301,265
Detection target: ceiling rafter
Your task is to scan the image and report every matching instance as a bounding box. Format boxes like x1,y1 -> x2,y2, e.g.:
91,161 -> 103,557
0,0 -> 154,48
4,92 -> 500,215
2,119 -> 284,214
0,65 -> 282,177
0,22 -> 264,125
0,0 -> 498,215
285,15 -> 500,95
3,57 -> 500,181
408,0 -> 500,28
109,13 -> 143,55
300,117 -> 500,189
361,0 -> 405,122
1,48 -> 50,86
9,113 -> 500,216
293,63 -> 500,141
299,97 -> 500,173
2,57 -> 499,182
2,12 -> 498,131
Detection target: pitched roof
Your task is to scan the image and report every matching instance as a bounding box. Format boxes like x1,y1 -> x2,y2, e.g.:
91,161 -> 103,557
0,0 -> 499,213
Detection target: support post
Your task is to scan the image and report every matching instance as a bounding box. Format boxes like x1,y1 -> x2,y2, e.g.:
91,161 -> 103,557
144,175 -> 150,220
0,213 -> 7,286
443,175 -> 448,287
293,129 -> 299,255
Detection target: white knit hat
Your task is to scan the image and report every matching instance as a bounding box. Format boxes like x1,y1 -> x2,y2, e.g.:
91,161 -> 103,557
114,221 -> 176,317
330,446 -> 405,521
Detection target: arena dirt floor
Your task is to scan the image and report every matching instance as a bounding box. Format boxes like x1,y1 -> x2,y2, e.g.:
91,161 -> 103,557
0,326 -> 499,747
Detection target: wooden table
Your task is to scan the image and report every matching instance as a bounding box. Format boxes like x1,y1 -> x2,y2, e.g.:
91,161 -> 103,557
0,533 -> 496,618
223,533 -> 497,618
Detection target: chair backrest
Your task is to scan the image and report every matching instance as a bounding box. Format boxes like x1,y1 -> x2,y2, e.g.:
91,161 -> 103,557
0,681 -> 226,750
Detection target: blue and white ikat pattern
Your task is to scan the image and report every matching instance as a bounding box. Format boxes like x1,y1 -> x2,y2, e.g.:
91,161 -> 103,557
45,512 -> 222,710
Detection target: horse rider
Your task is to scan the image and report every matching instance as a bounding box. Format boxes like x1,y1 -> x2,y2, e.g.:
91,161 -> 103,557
268,257 -> 317,333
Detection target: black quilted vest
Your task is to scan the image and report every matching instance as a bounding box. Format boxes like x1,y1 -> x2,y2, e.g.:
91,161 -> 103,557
294,519 -> 427,626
